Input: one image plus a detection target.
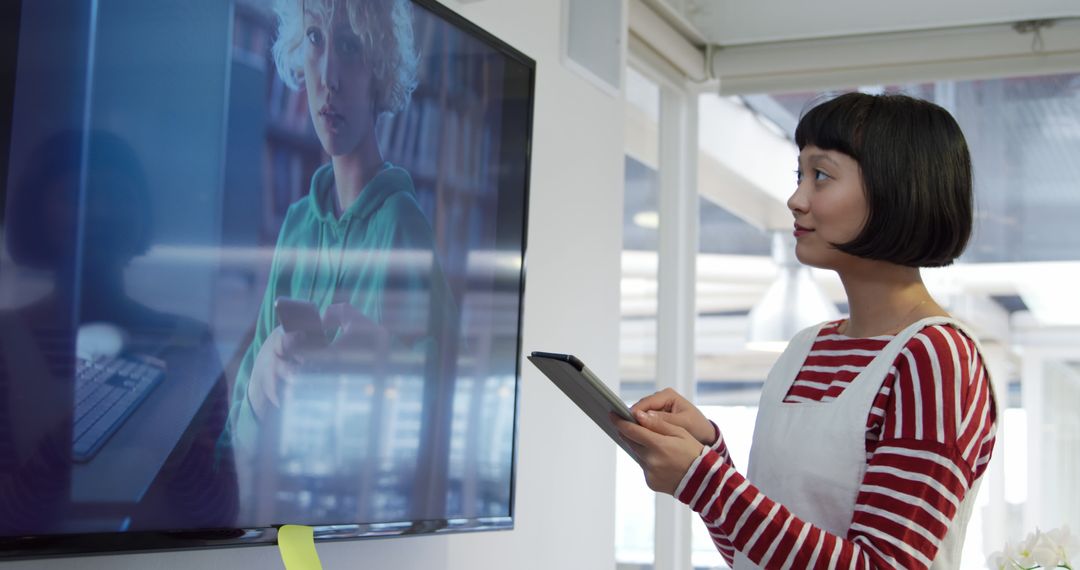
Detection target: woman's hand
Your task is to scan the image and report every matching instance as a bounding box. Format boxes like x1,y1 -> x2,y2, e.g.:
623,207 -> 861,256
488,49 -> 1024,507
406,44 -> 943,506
614,411 -> 704,495
316,304 -> 391,370
248,304 -> 390,420
247,325 -> 307,419
631,388 -> 715,446
321,303 -> 390,353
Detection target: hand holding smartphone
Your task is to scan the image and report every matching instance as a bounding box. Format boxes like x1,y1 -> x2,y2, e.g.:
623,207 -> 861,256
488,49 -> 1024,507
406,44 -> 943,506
248,299 -> 328,419
274,297 -> 329,348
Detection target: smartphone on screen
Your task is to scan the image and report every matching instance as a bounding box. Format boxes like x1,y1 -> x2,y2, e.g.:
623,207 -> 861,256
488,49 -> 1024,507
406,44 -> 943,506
274,297 -> 329,347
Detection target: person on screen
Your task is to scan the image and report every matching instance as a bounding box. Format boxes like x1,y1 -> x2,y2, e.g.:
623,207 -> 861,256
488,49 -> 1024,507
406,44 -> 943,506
224,0 -> 454,451
613,93 -> 997,569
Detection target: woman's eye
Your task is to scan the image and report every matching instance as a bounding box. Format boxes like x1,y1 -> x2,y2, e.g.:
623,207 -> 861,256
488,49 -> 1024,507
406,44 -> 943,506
338,38 -> 360,56
814,169 -> 830,182
795,169 -> 803,183
306,28 -> 323,46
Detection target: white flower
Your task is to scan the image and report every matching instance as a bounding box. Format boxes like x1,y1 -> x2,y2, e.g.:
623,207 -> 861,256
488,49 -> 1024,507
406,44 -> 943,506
1023,529 -> 1041,553
1031,544 -> 1060,568
1014,542 -> 1037,566
1045,525 -> 1078,566
988,541 -> 1022,570
994,525 -> 1078,569
986,550 -> 1011,570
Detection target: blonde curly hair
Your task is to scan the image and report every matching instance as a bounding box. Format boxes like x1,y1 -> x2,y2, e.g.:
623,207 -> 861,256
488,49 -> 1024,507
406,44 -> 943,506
271,0 -> 419,116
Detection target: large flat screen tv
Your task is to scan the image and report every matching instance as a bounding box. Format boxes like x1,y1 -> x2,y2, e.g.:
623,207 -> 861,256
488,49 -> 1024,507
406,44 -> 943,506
0,0 -> 533,558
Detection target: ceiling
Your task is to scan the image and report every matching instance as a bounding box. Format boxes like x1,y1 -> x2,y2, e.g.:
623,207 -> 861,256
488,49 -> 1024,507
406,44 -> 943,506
653,0 -> 1080,46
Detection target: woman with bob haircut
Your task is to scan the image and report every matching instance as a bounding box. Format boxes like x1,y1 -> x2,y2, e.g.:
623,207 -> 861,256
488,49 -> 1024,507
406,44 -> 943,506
615,92 -> 997,569
224,0 -> 454,451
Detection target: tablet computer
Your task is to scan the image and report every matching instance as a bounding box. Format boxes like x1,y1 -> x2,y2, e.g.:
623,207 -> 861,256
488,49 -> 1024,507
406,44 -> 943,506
527,351 -> 640,462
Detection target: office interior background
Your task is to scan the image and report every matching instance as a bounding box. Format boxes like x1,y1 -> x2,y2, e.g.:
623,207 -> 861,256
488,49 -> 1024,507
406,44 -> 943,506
5,0 -> 1079,568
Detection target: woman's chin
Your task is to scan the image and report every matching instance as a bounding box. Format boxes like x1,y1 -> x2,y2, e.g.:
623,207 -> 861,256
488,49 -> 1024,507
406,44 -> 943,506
312,127 -> 356,157
793,243 -> 813,266
793,245 -> 833,271
320,139 -> 354,157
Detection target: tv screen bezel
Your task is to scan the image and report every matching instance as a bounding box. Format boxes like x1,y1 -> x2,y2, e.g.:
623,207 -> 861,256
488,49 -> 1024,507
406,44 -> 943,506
0,0 -> 535,559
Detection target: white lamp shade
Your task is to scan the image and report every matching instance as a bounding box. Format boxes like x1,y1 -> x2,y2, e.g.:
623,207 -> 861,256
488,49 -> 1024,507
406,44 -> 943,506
746,232 -> 839,351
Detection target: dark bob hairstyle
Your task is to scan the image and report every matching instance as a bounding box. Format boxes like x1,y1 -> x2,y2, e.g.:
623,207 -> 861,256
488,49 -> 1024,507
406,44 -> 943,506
794,92 -> 973,267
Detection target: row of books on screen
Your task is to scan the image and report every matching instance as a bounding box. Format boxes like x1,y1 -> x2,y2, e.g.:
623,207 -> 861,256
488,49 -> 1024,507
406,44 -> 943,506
266,146 -> 313,228
231,3 -> 271,73
268,74 -> 316,137
379,98 -> 499,193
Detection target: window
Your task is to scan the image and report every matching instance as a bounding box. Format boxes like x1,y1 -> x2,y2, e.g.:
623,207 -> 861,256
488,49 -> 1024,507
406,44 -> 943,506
616,64 -> 661,568
692,93 -> 782,569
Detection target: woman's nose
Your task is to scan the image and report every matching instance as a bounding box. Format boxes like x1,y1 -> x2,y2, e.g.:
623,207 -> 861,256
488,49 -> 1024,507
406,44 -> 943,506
787,184 -> 808,215
321,50 -> 339,92
786,188 -> 803,213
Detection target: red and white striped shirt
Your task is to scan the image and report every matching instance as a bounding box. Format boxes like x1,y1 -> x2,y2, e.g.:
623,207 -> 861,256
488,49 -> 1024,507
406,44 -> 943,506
679,321 -> 997,569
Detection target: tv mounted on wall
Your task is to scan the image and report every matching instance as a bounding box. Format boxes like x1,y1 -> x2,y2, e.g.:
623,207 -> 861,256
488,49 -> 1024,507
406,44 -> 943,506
0,0 -> 533,558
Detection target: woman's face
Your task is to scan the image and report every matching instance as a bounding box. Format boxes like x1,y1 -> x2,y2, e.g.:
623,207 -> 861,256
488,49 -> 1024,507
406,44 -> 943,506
786,145 -> 868,270
302,3 -> 377,157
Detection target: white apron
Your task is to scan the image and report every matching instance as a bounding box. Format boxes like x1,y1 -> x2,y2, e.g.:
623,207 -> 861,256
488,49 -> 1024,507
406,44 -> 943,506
732,316 -> 994,569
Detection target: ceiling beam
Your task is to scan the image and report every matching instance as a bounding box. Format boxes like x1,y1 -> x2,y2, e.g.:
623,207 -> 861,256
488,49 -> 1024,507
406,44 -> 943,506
710,17 -> 1080,94
627,0 -> 708,82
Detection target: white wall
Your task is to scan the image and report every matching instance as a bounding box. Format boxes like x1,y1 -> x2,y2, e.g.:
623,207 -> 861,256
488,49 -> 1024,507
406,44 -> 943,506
5,0 -> 627,568
445,0 -> 626,566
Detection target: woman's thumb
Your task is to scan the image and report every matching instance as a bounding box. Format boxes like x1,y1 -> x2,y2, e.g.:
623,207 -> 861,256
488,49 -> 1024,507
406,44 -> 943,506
638,410 -> 680,436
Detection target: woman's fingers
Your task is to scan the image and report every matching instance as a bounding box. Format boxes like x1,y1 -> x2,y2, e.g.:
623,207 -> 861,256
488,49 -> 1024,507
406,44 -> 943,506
633,392 -> 715,445
634,410 -> 690,438
278,331 -> 311,364
649,410 -> 680,426
615,411 -> 690,447
613,415 -> 659,446
631,388 -> 700,418
320,303 -> 344,332
616,410 -> 704,495
630,388 -> 680,414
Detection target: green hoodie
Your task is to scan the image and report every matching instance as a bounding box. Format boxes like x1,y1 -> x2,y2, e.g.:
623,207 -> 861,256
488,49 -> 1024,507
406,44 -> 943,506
224,162 -> 453,451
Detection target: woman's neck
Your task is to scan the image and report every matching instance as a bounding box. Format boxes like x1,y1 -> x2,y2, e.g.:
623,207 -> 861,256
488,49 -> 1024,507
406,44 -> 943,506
330,136 -> 384,214
836,260 -> 940,338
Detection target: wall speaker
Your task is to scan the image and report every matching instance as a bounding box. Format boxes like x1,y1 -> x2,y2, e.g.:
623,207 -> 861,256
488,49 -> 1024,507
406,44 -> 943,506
563,0 -> 625,95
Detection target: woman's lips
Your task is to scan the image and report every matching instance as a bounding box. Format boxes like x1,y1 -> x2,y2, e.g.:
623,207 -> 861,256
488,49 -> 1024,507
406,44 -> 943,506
794,223 -> 814,238
319,105 -> 345,130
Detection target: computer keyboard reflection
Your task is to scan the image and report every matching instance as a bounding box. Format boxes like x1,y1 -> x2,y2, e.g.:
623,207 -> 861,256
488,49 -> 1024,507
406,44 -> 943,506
73,354 -> 166,463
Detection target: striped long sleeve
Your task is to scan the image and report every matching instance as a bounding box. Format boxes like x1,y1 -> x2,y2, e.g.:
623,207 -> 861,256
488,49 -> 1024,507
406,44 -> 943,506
680,323 -> 996,569
703,420 -> 738,566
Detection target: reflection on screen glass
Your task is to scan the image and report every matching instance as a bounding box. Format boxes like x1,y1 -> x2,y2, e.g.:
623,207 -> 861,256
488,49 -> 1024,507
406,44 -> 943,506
0,0 -> 531,550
